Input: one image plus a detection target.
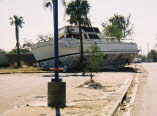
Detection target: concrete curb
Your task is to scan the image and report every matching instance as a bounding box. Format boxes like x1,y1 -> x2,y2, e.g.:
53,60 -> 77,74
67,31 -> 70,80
107,76 -> 134,116
124,65 -> 144,116
128,73 -> 139,116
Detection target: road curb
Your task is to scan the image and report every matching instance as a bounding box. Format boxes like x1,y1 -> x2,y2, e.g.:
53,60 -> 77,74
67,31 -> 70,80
126,74 -> 139,116
125,64 -> 145,116
107,76 -> 134,116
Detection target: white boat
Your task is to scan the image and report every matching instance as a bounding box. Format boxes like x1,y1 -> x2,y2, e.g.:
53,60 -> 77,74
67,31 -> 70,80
31,26 -> 139,70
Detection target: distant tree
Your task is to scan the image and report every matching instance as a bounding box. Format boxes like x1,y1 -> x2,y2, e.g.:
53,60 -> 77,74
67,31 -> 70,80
0,49 -> 6,54
66,0 -> 90,74
148,50 -> 157,62
9,15 -> 24,68
137,54 -> 147,62
109,14 -> 133,37
36,34 -> 53,42
9,48 -> 31,54
85,43 -> 104,80
103,24 -> 123,41
142,55 -> 147,62
22,40 -> 34,51
102,14 -> 133,41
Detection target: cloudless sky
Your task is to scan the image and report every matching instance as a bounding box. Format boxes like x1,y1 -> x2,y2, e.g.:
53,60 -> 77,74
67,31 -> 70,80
1,0 -> 157,54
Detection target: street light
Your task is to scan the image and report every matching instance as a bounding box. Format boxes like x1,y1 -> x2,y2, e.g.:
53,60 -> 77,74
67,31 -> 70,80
52,0 -> 62,82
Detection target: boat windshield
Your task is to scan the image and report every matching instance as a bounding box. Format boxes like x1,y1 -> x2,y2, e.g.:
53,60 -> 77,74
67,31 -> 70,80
89,34 -> 100,39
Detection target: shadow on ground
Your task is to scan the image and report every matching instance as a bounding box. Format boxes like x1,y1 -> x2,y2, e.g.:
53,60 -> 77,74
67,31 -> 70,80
42,66 -> 138,78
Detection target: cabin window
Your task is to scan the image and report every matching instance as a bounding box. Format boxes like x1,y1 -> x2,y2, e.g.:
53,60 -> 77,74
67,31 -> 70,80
89,34 -> 100,39
72,34 -> 80,39
84,34 -> 88,39
66,34 -> 72,38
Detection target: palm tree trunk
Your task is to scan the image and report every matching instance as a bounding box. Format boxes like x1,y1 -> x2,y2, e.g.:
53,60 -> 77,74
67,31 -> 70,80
90,71 -> 93,81
78,23 -> 85,75
15,26 -> 21,68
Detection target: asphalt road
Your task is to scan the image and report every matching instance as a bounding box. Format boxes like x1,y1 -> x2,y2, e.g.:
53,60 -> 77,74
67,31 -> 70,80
134,63 -> 157,116
0,73 -> 52,115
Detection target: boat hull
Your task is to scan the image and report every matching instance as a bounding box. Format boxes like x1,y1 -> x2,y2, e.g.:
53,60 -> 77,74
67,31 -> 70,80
31,39 -> 139,70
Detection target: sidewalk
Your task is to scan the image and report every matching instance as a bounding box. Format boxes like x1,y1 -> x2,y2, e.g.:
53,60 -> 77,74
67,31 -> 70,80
2,72 -> 134,116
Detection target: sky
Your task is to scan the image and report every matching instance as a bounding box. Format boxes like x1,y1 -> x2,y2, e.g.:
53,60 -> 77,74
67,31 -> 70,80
1,0 -> 157,55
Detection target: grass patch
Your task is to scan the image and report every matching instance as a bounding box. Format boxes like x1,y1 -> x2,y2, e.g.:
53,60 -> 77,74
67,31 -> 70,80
79,79 -> 104,89
0,67 -> 50,73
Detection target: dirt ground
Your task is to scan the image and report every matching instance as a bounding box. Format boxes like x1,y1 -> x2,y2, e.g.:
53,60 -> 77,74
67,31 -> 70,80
0,71 -> 134,116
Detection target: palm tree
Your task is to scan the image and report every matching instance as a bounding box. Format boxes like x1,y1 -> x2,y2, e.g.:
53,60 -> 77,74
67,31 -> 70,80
66,0 -> 90,73
10,15 -> 24,68
44,0 -> 66,28
44,0 -> 66,11
109,14 -> 126,30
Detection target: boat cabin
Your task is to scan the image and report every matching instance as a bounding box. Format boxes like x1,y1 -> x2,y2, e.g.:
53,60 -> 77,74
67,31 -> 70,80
58,26 -> 103,40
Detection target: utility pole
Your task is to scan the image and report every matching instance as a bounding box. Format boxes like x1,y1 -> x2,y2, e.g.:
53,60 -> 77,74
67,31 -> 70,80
141,47 -> 143,56
155,34 -> 157,49
147,42 -> 150,62
140,46 -> 143,59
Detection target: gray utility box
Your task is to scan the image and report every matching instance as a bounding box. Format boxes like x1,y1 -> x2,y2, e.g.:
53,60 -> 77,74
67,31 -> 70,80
48,82 -> 66,107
